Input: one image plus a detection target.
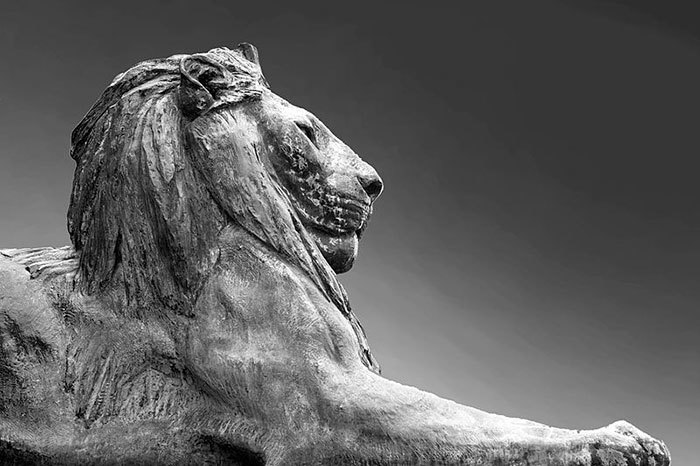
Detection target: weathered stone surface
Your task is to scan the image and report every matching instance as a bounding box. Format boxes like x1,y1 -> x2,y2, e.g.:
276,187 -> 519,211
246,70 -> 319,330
0,44 -> 670,465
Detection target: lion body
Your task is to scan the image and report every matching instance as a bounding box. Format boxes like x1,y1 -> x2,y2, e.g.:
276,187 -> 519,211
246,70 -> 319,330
0,44 -> 670,465
0,235 -> 345,464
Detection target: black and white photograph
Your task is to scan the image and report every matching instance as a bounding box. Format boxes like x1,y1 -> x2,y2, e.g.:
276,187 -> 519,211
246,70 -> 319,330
0,1 -> 697,464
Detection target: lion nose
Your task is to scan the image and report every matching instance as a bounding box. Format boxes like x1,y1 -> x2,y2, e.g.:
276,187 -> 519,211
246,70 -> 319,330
358,171 -> 384,202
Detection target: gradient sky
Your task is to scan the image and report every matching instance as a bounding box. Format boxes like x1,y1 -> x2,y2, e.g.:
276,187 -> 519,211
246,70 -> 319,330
1,1 -> 698,463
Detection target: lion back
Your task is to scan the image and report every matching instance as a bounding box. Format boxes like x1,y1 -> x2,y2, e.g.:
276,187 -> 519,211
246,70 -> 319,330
0,247 -> 76,431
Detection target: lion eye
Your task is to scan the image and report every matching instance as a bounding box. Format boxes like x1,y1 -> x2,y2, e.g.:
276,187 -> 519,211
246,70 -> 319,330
296,121 -> 319,149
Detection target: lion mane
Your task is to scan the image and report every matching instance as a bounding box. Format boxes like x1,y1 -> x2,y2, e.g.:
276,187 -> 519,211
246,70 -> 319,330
67,45 -> 378,371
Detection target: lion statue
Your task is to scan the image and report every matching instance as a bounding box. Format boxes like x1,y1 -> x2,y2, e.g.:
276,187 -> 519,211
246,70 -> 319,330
0,44 -> 670,465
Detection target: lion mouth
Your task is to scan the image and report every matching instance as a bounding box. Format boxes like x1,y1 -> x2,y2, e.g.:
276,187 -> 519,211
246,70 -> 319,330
293,194 -> 372,237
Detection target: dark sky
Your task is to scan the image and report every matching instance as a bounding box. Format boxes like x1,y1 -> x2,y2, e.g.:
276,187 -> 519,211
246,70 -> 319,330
1,1 -> 698,463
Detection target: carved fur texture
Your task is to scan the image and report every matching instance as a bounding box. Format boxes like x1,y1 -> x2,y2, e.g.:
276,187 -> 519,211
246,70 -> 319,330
0,44 -> 670,465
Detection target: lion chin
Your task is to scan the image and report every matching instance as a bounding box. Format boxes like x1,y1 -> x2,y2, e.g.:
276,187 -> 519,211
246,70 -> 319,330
309,228 -> 359,273
292,196 -> 372,274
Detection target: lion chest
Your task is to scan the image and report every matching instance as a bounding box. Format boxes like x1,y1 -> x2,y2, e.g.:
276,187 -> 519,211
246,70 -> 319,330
182,238 -> 362,422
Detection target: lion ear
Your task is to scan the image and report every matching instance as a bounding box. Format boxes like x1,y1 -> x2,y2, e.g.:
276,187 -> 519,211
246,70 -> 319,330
178,56 -> 226,119
235,42 -> 260,66
235,42 -> 269,87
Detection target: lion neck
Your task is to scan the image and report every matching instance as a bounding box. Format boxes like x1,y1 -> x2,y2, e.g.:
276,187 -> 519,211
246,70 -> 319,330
212,224 -> 380,373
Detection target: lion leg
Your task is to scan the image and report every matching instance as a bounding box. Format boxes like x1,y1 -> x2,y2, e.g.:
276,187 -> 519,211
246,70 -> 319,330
185,234 -> 669,465
585,420 -> 671,466
297,367 -> 671,465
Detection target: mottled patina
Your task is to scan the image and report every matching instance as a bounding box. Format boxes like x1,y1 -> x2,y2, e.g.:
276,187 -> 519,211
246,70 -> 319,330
0,44 -> 670,465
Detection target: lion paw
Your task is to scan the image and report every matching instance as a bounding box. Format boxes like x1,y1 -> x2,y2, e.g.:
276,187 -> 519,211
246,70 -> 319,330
589,420 -> 671,466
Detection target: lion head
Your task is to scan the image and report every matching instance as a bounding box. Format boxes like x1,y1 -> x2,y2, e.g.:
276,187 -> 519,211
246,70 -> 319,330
67,43 -> 382,371
181,48 -> 383,275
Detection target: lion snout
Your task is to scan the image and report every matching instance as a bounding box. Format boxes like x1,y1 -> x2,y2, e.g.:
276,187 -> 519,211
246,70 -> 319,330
358,170 -> 383,202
